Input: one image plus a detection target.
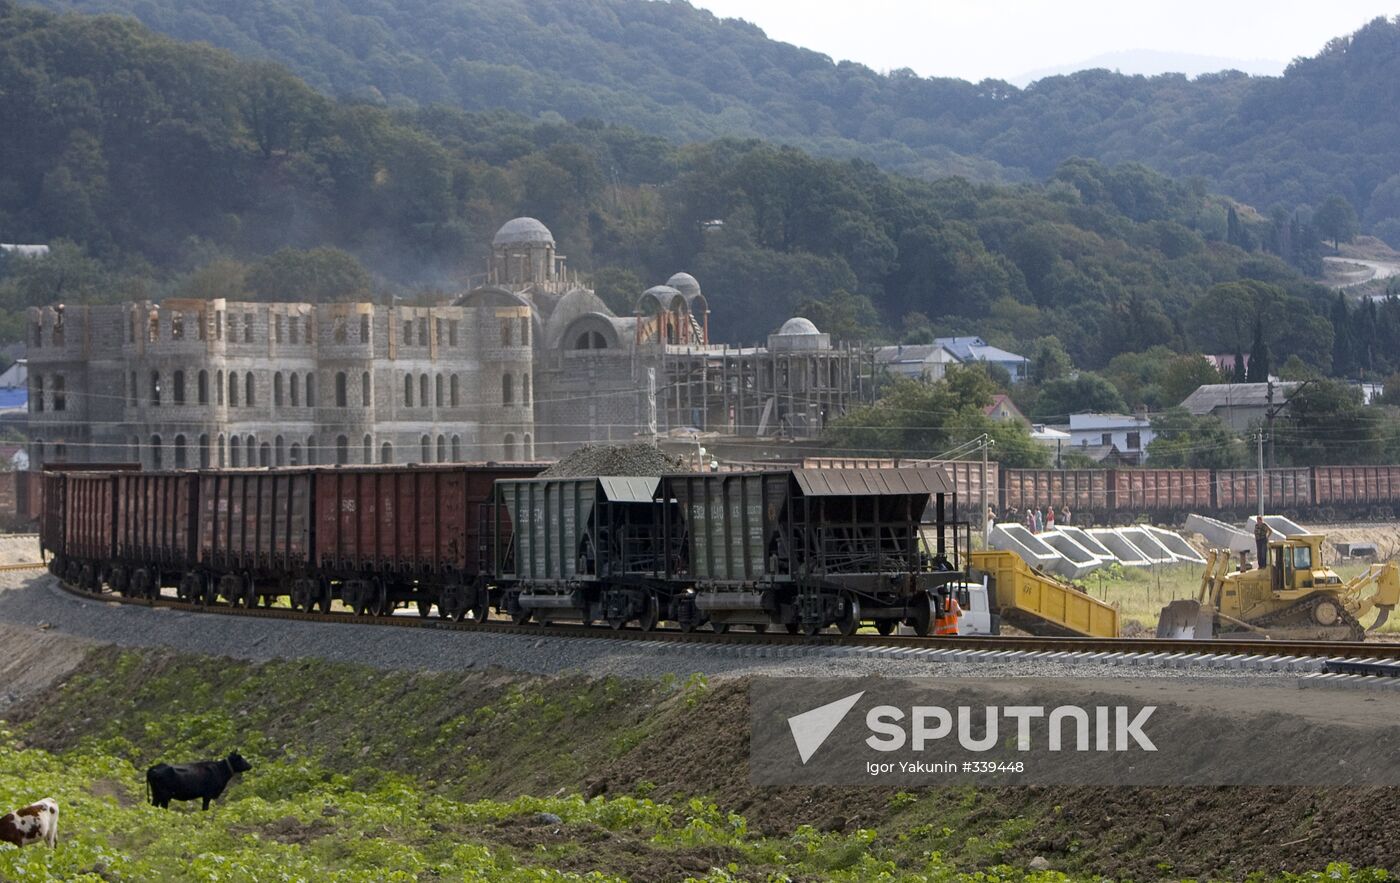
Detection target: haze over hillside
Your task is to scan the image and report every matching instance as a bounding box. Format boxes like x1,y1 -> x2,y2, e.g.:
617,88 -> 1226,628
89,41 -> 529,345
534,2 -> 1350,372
27,0 -> 1400,247
1010,50 -> 1287,86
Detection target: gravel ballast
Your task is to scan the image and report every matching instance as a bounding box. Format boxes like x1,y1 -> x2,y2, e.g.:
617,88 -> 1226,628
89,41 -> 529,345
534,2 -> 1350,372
538,443 -> 685,477
0,571 -> 1320,682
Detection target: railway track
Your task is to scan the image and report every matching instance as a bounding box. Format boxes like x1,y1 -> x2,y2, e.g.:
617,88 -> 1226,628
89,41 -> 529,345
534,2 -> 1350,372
38,573 -> 1400,684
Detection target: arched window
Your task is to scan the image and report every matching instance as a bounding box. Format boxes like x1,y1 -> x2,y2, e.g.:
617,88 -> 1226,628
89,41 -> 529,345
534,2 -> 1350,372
306,436 -> 317,465
151,371 -> 162,406
275,435 -> 286,466
174,435 -> 187,469
501,322 -> 513,347
217,434 -> 226,468
360,314 -> 370,343
198,434 -> 210,468
216,370 -> 224,406
245,372 -> 255,406
228,372 -> 239,407
197,370 -> 208,405
436,434 -> 446,462
522,374 -> 531,405
450,375 -> 460,407
502,374 -> 513,405
151,435 -> 163,469
504,433 -> 516,461
230,435 -> 241,467
290,373 -> 300,406
336,435 -> 349,465
435,374 -> 444,407
451,435 -> 461,461
361,372 -> 371,407
421,435 -> 431,463
246,436 -> 256,467
289,442 -> 302,466
274,372 -> 284,406
419,374 -> 428,407
31,376 -> 43,413
403,374 -> 413,407
380,442 -> 393,464
362,434 -> 372,464
524,432 -> 533,460
306,373 -> 316,408
259,442 -> 270,468
335,372 -> 348,407
520,317 -> 530,346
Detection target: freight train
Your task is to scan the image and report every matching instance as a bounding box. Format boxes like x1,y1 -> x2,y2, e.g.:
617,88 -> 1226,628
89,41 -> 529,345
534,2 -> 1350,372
803,459 -> 1400,523
39,465 -> 971,637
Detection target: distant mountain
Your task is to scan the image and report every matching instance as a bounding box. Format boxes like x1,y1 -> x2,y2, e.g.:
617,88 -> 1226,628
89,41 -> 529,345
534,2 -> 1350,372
20,0 -> 1400,245
1011,50 -> 1286,86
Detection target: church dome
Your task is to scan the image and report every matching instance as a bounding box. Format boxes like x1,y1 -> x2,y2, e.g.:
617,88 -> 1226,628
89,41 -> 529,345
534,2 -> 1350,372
492,217 -> 555,247
777,317 -> 820,335
666,272 -> 701,297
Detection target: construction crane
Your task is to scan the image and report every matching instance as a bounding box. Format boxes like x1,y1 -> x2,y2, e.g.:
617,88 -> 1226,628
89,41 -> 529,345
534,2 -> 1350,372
1157,534 -> 1398,641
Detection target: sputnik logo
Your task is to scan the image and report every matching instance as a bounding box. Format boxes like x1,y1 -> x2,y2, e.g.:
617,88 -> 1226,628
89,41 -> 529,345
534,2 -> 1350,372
787,691 -> 864,764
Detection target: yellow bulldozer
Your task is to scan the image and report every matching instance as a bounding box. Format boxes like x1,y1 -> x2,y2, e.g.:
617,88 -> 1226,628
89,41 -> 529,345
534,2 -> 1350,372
1157,533 -> 1399,641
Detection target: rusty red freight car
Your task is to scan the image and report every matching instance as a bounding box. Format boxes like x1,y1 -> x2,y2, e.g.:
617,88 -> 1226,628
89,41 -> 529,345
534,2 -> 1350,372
112,472 -> 198,599
1213,468 -> 1312,515
197,469 -> 315,608
55,472 -> 114,590
1312,465 -> 1400,517
999,469 -> 1108,518
1107,469 -> 1212,519
313,463 -> 543,619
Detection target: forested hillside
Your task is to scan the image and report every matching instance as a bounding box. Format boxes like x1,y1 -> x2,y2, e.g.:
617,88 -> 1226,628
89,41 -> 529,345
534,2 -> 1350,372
26,0 -> 1400,244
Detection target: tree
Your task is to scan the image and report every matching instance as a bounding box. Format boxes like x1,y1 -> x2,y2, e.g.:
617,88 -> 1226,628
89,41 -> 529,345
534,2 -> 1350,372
794,288 -> 883,343
1161,354 -> 1223,405
1277,379 -> 1381,464
1030,335 -> 1072,384
1146,408 -> 1244,469
825,366 -> 1045,465
1246,315 -> 1271,382
1313,195 -> 1359,250
245,248 -> 373,303
1032,372 -> 1127,420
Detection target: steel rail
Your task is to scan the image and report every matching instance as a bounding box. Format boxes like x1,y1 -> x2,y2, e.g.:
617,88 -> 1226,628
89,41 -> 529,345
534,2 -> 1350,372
44,575 -> 1400,665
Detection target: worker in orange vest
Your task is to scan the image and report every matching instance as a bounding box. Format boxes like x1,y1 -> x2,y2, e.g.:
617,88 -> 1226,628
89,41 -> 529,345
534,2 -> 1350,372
934,595 -> 963,635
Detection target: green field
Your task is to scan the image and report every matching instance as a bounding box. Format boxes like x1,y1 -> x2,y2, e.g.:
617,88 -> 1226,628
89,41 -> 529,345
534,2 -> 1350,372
1,647 -> 1394,881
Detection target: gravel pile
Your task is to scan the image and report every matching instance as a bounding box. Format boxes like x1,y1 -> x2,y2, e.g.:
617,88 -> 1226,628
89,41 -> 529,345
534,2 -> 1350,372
0,572 -> 1304,681
540,444 -> 685,478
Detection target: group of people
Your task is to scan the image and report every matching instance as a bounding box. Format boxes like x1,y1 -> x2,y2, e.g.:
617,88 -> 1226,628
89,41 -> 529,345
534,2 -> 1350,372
986,505 -> 1071,532
984,504 -> 1073,536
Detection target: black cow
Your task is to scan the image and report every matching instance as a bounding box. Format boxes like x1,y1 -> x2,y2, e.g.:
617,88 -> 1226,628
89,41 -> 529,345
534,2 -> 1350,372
146,752 -> 252,810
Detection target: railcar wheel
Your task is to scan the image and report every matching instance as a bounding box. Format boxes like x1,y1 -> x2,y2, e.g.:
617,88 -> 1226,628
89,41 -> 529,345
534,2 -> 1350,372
785,623 -> 800,635
835,593 -> 861,637
800,620 -> 823,637
202,575 -> 218,607
316,580 -> 332,614
510,606 -> 532,626
751,623 -> 767,634
470,595 -> 490,624
370,579 -> 388,617
875,620 -> 896,636
630,592 -> 656,632
908,595 -> 934,637
679,618 -> 698,633
711,621 -> 730,635
242,575 -> 258,608
416,598 -> 433,618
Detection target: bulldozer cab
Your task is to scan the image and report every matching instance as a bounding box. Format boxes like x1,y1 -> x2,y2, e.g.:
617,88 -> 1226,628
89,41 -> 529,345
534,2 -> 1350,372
1269,534 -> 1338,595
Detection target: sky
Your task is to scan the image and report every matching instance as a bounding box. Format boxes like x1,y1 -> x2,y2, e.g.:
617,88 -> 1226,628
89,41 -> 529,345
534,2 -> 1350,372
689,0 -> 1398,84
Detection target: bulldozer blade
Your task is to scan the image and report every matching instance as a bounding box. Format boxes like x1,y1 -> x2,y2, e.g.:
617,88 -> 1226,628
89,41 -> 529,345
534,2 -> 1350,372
1156,599 -> 1216,640
1367,606 -> 1392,632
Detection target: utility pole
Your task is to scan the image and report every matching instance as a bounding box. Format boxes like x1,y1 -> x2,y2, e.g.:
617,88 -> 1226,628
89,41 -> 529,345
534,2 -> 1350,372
1256,426 -> 1265,519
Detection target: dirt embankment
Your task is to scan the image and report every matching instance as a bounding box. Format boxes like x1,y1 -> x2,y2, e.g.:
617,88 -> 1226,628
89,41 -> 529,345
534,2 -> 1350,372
4,644 -> 1398,880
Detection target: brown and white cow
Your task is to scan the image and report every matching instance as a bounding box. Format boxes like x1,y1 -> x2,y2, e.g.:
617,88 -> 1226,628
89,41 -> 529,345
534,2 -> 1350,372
0,798 -> 59,849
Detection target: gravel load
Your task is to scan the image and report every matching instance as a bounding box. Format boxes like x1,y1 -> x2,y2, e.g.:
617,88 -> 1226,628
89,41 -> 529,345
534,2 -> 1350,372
540,443 -> 686,478
0,572 -> 1307,681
